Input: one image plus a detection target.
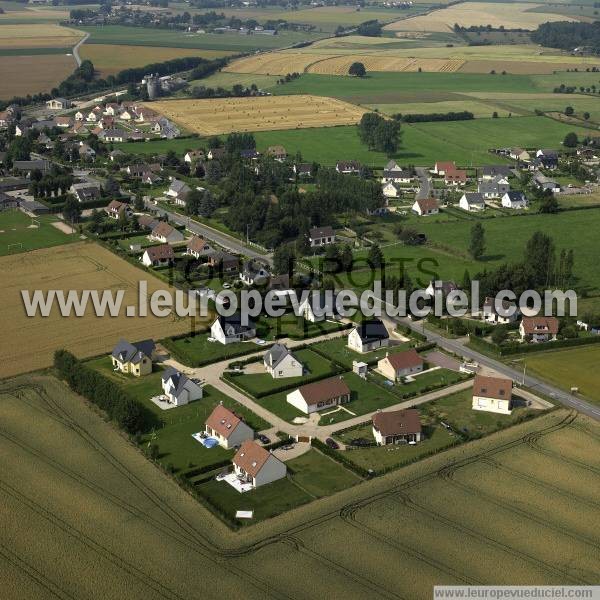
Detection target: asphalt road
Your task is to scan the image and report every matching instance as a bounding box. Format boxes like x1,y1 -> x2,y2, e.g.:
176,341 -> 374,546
146,200 -> 269,262
415,167 -> 432,200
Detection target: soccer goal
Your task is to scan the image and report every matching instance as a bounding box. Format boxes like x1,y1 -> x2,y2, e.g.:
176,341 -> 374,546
7,242 -> 23,254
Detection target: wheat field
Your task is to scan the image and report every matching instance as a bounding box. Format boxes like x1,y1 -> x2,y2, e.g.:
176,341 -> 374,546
151,94 -> 368,134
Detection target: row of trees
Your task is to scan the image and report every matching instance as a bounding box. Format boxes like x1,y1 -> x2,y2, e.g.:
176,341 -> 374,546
392,111 -> 474,123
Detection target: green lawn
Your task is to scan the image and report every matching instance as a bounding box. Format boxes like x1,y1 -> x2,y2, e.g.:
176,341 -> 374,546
163,332 -> 265,367
429,388 -> 537,438
196,447 -> 361,524
334,421 -> 456,472
253,116 -> 587,167
372,368 -> 468,401
522,345 -> 600,405
414,207 -> 600,296
76,25 -> 321,51
226,348 -> 340,397
117,137 -> 205,156
311,336 -> 415,369
85,357 -> 270,472
0,210 -> 76,256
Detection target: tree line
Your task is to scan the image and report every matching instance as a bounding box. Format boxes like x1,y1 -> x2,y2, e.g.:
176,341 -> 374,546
531,21 -> 600,53
392,111 -> 474,123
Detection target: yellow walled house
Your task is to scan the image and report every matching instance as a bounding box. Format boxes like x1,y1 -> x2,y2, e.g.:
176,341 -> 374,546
110,339 -> 156,377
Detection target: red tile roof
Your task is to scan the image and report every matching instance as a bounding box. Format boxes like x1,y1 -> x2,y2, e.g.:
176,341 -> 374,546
233,440 -> 272,477
145,244 -> 174,261
383,349 -> 424,371
473,375 -> 512,401
521,316 -> 559,335
298,376 -> 350,406
372,409 -> 422,437
205,404 -> 242,439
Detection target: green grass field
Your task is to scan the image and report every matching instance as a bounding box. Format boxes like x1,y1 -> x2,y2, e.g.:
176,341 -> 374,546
76,25 -> 320,51
335,421 -> 457,471
253,115 -> 588,167
0,210 -> 76,256
523,345 -> 600,405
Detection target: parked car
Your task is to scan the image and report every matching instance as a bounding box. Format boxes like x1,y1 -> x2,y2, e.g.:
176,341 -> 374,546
325,437 -> 339,450
349,438 -> 372,447
256,434 -> 270,444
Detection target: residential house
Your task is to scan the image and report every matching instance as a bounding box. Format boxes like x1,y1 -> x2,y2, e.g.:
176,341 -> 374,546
105,199 -> 131,220
336,160 -> 360,174
412,197 -> 439,216
509,148 -> 530,162
519,316 -> 559,342
347,319 -> 389,353
298,290 -> 339,323
161,367 -> 203,406
240,261 -> 270,286
459,192 -> 485,211
137,214 -> 158,231
382,160 -> 412,183
184,150 -> 205,163
207,251 -> 239,273
287,376 -> 351,414
372,409 -> 422,445
186,235 -> 213,259
532,172 -> 560,193
141,244 -> 175,267
232,440 -> 287,489
100,128 -> 127,143
263,344 -> 303,378
433,161 -> 456,175
149,221 -> 184,244
266,145 -> 287,161
382,181 -> 399,198
141,171 -> 161,185
205,404 -> 254,450
472,375 -> 512,415
70,182 -> 101,203
103,103 -> 119,116
110,339 -> 155,376
501,191 -> 528,209
424,280 -> 458,299
78,144 -> 96,161
166,179 -> 192,205
480,165 -> 512,180
86,108 -> 102,123
378,349 -> 424,382
210,314 -> 256,345
478,176 -> 510,199
536,148 -> 559,169
74,110 -> 85,121
309,225 -> 335,247
445,169 -> 467,186
293,163 -> 313,178
207,147 -> 226,160
54,116 -> 73,129
482,296 -> 519,324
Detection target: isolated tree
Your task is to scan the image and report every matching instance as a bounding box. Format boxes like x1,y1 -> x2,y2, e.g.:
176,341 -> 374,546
272,244 -> 296,276
565,106 -> 574,115
368,243 -> 383,268
340,243 -> 353,272
583,111 -> 591,120
539,193 -> 559,213
134,193 -> 144,212
63,196 -> 81,224
348,62 -> 366,77
469,222 -> 486,260
563,131 -> 578,147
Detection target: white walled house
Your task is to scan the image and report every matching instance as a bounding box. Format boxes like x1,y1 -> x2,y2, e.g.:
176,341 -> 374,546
382,181 -> 399,198
161,367 -> 203,406
472,375 -> 512,415
482,297 -> 519,324
378,349 -> 424,382
347,319 -> 389,353
501,191 -> 528,209
308,226 -> 335,247
412,198 -> 439,216
232,440 -> 287,489
263,344 -> 303,378
459,192 -> 485,211
372,409 -> 422,446
211,314 -> 256,344
205,404 -> 254,450
519,316 -> 559,343
287,377 -> 351,415
148,221 -> 185,244
141,244 -> 175,267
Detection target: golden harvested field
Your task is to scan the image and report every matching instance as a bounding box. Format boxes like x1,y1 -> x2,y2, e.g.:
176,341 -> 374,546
151,95 -> 368,134
0,242 -> 190,379
0,23 -> 83,48
1,376 -> 597,600
385,2 -> 580,32
80,44 -> 236,75
0,54 -> 75,98
225,51 -> 463,75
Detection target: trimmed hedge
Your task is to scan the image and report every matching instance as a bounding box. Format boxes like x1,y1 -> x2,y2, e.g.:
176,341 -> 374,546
311,438 -> 370,478
54,349 -> 158,434
469,333 -> 600,356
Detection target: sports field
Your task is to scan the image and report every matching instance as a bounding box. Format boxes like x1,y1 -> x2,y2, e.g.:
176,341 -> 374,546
1,375 -> 597,599
0,210 -> 77,256
150,95 -> 368,134
79,44 -> 236,75
0,242 -> 191,378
